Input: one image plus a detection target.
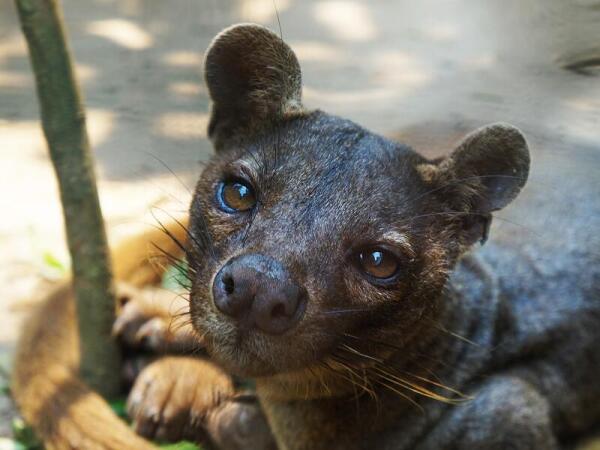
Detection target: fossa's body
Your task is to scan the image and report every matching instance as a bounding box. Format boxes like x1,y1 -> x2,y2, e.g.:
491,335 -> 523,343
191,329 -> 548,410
12,24 -> 600,450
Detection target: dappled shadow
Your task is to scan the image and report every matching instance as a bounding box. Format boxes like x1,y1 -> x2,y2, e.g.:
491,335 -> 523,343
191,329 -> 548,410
2,0 -> 599,183
2,0 -> 238,183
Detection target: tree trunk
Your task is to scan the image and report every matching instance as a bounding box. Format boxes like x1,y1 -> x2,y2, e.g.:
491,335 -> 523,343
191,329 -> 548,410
14,0 -> 121,398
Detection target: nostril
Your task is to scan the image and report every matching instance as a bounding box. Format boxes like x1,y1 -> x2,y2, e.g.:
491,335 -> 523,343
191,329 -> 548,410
270,302 -> 287,319
222,274 -> 234,295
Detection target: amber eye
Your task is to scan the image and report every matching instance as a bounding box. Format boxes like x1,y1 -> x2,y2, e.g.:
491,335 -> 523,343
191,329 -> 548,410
357,248 -> 399,280
217,180 -> 256,213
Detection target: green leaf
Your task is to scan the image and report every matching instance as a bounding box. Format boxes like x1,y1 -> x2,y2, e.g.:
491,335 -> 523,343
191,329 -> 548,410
0,437 -> 27,450
42,251 -> 67,273
109,398 -> 128,419
161,261 -> 191,292
159,441 -> 202,450
0,379 -> 9,396
0,360 -> 10,396
11,418 -> 42,450
0,349 -> 13,379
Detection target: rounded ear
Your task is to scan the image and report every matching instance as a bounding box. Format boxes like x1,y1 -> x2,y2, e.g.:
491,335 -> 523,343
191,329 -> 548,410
204,23 -> 303,147
436,123 -> 530,213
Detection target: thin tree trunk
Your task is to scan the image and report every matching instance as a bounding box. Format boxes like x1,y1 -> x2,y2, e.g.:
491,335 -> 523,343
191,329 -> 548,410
15,0 -> 121,398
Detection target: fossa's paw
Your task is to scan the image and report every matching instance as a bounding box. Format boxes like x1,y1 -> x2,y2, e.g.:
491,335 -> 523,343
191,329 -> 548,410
127,356 -> 234,443
113,283 -> 198,353
206,396 -> 276,450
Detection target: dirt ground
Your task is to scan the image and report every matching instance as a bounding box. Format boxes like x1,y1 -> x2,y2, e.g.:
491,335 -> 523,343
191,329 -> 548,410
1,0 -> 599,442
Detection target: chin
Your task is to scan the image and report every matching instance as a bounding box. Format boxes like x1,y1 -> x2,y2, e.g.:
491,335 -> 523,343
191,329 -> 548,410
200,325 -> 322,378
213,352 -> 280,378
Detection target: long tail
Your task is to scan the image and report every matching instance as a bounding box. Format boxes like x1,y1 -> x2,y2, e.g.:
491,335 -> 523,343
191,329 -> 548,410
11,216 -> 188,450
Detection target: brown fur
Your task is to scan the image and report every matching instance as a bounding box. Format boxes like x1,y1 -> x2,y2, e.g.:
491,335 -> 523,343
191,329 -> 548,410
126,356 -> 234,443
11,218 -> 189,449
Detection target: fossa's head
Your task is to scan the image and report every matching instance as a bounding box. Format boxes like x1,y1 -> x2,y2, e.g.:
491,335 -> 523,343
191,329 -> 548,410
187,24 -> 529,377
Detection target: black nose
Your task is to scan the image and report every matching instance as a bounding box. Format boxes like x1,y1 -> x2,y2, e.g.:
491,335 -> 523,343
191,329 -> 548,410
212,254 -> 306,335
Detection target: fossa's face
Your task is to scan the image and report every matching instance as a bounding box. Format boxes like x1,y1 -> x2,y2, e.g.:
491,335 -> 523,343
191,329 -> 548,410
186,25 -> 529,378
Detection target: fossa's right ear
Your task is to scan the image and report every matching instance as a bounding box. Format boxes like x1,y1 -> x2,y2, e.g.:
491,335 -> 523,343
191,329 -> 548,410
204,24 -> 303,149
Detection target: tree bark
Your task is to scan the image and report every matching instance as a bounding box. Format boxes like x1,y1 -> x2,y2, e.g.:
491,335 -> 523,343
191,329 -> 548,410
15,0 -> 121,398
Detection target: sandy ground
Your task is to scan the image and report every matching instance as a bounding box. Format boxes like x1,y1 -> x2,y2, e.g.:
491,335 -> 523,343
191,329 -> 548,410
1,0 -> 599,441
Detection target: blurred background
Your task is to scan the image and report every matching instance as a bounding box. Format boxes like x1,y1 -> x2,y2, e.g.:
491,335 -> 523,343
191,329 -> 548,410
0,0 -> 599,438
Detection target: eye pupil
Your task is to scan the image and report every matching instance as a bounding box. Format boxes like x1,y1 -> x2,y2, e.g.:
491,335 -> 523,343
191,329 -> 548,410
219,181 -> 256,212
358,248 -> 399,280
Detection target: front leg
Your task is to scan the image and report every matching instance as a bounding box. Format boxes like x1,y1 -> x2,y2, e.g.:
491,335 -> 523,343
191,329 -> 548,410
128,356 -> 275,449
127,356 -> 233,442
113,283 -> 199,354
415,374 -> 558,450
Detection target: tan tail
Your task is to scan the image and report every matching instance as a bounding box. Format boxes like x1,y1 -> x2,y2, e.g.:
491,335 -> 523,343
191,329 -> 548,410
11,216 -> 188,450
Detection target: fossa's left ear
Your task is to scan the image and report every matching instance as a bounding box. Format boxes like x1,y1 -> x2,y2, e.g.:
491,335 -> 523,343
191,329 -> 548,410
204,23 -> 303,149
419,123 -> 530,245
441,123 -> 530,212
